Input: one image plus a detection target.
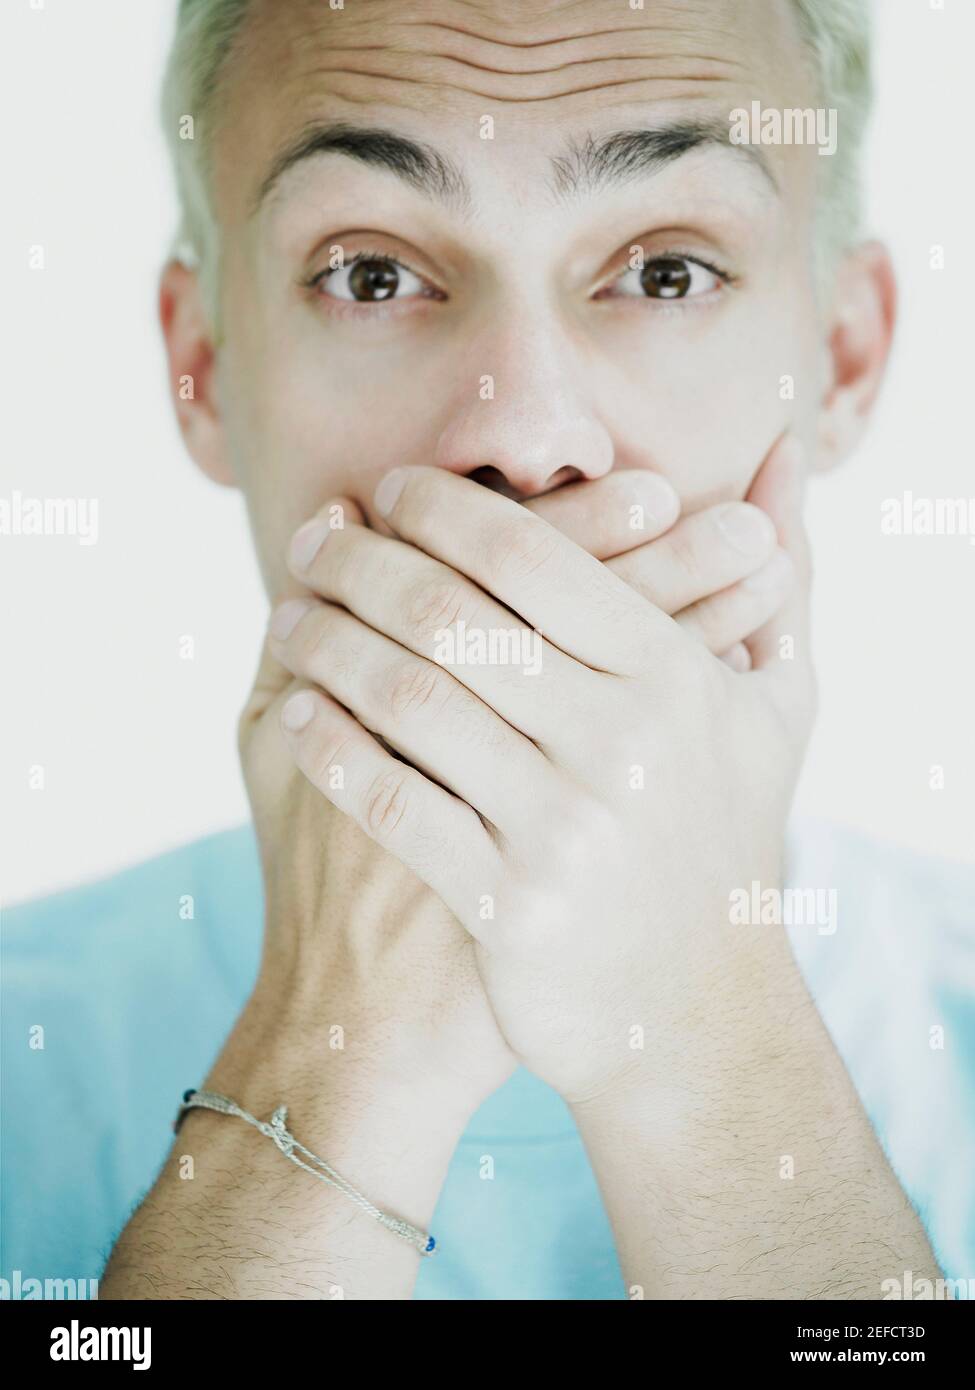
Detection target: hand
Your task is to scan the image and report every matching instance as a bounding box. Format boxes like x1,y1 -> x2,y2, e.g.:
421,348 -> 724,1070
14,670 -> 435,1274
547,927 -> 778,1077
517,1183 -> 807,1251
269,434 -> 813,1105
239,625 -> 517,1122
522,462 -> 792,674
247,449 -> 791,1116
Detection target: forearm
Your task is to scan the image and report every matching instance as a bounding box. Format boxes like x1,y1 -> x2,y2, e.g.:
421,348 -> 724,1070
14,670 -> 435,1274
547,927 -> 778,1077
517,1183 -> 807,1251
573,933 -> 939,1300
100,980 -> 468,1300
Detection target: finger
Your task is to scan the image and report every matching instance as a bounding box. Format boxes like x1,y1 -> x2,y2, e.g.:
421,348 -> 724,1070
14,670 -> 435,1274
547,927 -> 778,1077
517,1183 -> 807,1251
287,495 -> 366,581
674,548 -> 794,652
245,499 -> 368,737
268,596 -> 557,837
286,506 -> 598,750
605,500 -> 777,614
744,436 -> 817,735
746,436 -> 811,671
279,685 -> 498,931
523,470 -> 679,559
373,466 -> 671,674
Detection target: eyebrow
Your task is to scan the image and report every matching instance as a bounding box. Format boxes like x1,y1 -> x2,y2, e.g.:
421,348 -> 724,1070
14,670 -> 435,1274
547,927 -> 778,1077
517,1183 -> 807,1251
254,122 -> 473,215
550,121 -> 778,198
252,118 -> 778,217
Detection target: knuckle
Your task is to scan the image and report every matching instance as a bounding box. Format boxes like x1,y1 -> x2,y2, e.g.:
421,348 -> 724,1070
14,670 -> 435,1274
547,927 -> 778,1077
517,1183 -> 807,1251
307,616 -> 356,680
364,768 -> 411,838
385,658 -> 446,720
485,517 -> 561,585
406,577 -> 471,641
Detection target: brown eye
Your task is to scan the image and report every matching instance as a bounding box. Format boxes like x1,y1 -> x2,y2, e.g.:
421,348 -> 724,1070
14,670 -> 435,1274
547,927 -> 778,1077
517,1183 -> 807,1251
640,256 -> 693,299
348,258 -> 399,301
320,256 -> 427,303
606,254 -> 724,304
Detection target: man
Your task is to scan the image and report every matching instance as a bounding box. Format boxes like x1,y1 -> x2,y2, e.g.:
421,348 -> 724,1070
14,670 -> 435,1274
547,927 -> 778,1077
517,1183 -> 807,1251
3,0 -> 972,1301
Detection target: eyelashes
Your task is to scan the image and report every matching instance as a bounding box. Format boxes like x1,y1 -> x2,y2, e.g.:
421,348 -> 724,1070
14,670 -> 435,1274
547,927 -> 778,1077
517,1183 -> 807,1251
597,252 -> 735,304
308,250 -> 438,303
303,247 -> 738,317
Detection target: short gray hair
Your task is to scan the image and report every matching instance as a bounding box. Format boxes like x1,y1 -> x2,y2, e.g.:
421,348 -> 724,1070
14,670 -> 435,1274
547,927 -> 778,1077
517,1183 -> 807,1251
160,0 -> 873,334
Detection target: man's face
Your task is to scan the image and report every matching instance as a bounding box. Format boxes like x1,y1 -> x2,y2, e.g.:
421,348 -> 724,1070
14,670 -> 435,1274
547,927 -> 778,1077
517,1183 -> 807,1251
208,0 -> 827,597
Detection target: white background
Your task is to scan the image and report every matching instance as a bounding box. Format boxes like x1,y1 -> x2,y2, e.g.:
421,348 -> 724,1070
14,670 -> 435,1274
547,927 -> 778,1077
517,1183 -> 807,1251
1,0 -> 972,905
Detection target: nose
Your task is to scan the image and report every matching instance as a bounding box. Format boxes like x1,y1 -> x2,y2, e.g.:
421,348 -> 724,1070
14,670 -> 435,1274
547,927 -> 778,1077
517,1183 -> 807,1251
432,309 -> 614,500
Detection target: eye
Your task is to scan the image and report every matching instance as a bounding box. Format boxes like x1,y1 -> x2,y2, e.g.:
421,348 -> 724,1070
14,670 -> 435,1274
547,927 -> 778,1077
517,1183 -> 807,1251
607,254 -> 727,302
316,253 -> 429,303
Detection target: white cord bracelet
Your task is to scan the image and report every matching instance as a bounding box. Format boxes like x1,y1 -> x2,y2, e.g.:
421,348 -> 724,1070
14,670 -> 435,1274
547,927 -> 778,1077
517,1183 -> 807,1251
174,1088 -> 436,1257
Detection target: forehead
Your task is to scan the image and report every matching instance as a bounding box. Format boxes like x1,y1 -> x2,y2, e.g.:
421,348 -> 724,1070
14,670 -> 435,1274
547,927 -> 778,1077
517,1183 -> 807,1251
211,0 -> 814,229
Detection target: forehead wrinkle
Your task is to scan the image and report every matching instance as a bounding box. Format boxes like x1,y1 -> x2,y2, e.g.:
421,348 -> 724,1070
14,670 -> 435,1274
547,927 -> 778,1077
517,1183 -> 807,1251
365,18 -> 754,77
401,49 -> 748,79
232,1 -> 767,109
355,0 -> 755,54
284,62 -> 747,106
396,19 -> 692,49
283,33 -> 754,100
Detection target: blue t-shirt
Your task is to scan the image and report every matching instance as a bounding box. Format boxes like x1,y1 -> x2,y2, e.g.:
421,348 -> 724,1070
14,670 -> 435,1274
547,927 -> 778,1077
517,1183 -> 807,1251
2,819 -> 973,1298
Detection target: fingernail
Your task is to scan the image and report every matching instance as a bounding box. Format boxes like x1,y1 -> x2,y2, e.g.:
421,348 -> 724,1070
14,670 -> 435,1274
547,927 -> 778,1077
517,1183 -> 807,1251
374,468 -> 407,518
743,549 -> 793,592
289,518 -> 330,572
281,690 -> 316,732
270,598 -> 313,641
715,503 -> 775,557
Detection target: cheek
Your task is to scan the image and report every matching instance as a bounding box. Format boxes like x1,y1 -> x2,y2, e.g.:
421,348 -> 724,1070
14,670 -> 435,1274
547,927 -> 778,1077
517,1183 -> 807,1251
227,343 -> 444,591
611,292 -> 819,510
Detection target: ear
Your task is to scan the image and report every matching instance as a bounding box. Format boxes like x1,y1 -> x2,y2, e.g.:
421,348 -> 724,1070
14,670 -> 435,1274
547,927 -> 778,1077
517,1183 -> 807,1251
814,240 -> 897,473
158,260 -> 236,488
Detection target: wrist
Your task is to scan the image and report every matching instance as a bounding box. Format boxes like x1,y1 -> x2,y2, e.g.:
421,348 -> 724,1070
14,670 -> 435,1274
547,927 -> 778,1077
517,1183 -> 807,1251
210,967 -> 477,1138
178,975 -> 472,1258
104,969 -> 475,1300
571,924 -> 818,1139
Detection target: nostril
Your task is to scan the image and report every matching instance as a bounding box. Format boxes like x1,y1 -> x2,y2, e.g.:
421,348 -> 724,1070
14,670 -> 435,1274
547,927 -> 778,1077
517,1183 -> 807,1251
467,465 -> 583,502
468,466 -> 523,499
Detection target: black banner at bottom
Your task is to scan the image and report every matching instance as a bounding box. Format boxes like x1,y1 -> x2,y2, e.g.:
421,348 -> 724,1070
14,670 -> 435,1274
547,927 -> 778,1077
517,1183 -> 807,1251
4,1295 -> 972,1373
